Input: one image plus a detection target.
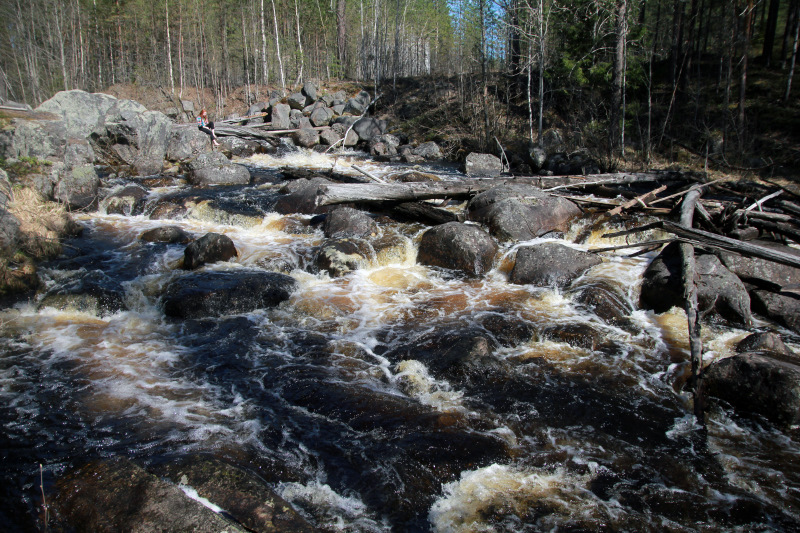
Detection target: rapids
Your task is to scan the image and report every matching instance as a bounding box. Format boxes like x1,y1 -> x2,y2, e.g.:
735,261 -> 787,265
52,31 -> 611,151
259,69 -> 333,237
1,150 -> 799,532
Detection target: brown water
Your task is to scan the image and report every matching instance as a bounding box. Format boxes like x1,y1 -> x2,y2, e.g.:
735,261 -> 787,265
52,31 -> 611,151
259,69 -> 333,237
1,150 -> 799,532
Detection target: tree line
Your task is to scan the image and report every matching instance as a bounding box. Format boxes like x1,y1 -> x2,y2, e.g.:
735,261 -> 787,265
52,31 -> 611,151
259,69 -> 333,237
0,0 -> 798,163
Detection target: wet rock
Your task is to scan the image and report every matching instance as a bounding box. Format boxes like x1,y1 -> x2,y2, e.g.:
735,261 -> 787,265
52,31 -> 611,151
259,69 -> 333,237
291,128 -> 319,148
466,184 -> 582,242
373,234 -> 413,264
163,270 -> 298,318
464,152 -> 503,177
315,237 -> 375,276
573,281 -> 633,327
509,243 -> 602,287
542,322 -> 604,350
188,200 -> 264,228
704,352 -> 800,428
50,458 -> 248,532
750,290 -> 800,334
156,456 -> 315,533
100,184 -> 148,216
273,177 -> 333,215
183,232 -> 238,270
387,326 -> 507,384
736,332 -> 796,358
186,151 -> 251,187
139,225 -> 193,244
149,201 -> 188,220
166,124 -> 211,161
413,141 -> 442,161
323,207 -> 378,238
640,244 -> 753,327
219,136 -> 261,157
38,269 -> 127,316
417,222 -> 498,277
478,313 -> 538,346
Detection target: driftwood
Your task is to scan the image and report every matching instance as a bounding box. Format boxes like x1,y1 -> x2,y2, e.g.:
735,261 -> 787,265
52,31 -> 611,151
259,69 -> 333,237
606,184 -> 667,217
314,171 -> 691,207
214,125 -> 279,145
678,190 -> 705,421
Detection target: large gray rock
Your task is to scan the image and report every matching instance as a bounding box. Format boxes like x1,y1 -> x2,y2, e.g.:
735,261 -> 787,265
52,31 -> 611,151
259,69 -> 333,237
288,92 -> 307,110
183,232 -> 238,270
310,105 -> 334,127
166,124 -> 211,161
291,128 -> 319,148
464,152 -> 503,177
273,177 -> 333,215
100,184 -> 148,216
163,270 -> 298,318
54,163 -> 100,210
96,108 -> 172,175
639,244 -> 753,327
323,207 -> 378,238
302,81 -> 318,102
36,89 -> 122,139
417,222 -> 498,277
466,184 -> 582,242
318,128 -> 341,146
736,332 -> 796,357
413,141 -> 442,161
510,243 -> 602,287
271,103 -> 291,129
4,117 -> 69,161
186,151 -> 250,186
705,352 -> 800,428
353,117 -> 386,142
343,97 -> 366,115
139,225 -> 193,244
719,244 -> 800,290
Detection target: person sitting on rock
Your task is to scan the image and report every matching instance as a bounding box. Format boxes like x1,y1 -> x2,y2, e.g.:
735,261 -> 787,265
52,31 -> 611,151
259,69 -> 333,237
197,109 -> 220,147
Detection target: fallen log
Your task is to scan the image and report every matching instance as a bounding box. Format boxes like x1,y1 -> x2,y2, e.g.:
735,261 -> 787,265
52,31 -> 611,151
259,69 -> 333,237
604,221 -> 800,269
606,184 -> 667,217
314,171 -> 692,207
214,125 -> 279,145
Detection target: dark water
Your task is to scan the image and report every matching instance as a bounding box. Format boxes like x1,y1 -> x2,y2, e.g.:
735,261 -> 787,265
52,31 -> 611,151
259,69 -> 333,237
1,151 -> 799,532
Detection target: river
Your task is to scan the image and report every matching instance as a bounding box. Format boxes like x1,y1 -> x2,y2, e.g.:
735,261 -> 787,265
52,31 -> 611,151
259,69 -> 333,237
1,149 -> 799,532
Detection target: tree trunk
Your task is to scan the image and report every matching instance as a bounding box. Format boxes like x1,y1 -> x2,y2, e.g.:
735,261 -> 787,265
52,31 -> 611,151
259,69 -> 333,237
270,0 -> 285,90
260,0 -> 268,85
785,10 -> 800,103
739,0 -> 754,129
610,0 -> 628,156
294,0 -> 304,84
761,0 -> 781,66
337,0 -> 347,75
166,0 -> 174,94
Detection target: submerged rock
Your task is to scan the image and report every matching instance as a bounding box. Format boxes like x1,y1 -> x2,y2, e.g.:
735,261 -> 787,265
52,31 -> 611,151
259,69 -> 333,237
100,184 -> 148,216
139,225 -> 193,244
38,269 -> 127,316
183,232 -> 238,270
417,222 -> 497,277
323,207 -> 378,238
315,237 -> 375,276
50,458 -> 249,532
509,242 -> 602,287
467,184 -> 582,242
704,352 -> 800,428
163,270 -> 298,318
750,290 -> 800,334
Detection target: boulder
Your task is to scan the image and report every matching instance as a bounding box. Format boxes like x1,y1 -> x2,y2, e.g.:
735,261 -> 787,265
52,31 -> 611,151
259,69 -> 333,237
54,163 -> 100,210
529,146 -> 547,171
639,244 -> 753,327
464,152 -> 503,177
353,117 -> 386,142
186,151 -> 251,187
163,270 -> 298,318
271,103 -> 291,129
4,118 -> 69,161
273,177 -> 332,215
219,136 -> 260,158
545,152 -> 601,175
417,222 -> 498,277
343,97 -> 366,115
572,281 -> 633,327
413,141 -> 442,161
36,89 -> 121,139
542,322 -> 605,350
736,332 -> 796,357
246,101 -> 268,118
140,225 -> 193,244
291,128 -> 319,148
94,107 -> 172,175
704,352 -> 800,428
509,243 -> 602,287
318,128 -> 341,146
302,82 -> 318,101
38,269 -> 127,316
288,92 -> 307,110
309,106 -> 334,127
323,207 -> 378,238
750,290 -> 800,334
100,184 -> 148,216
315,237 -> 375,276
183,232 -> 238,270
466,184 -> 582,242
50,459 -> 249,532
166,125 -> 211,161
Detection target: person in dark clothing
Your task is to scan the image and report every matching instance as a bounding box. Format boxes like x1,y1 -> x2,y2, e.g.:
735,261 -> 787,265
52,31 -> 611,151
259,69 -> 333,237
197,108 -> 220,146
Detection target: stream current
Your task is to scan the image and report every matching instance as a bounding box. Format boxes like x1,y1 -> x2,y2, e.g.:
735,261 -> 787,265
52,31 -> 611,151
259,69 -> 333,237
1,150 -> 800,532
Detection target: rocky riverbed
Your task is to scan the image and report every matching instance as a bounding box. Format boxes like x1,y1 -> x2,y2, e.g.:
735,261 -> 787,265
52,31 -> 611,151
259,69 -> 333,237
1,89 -> 800,532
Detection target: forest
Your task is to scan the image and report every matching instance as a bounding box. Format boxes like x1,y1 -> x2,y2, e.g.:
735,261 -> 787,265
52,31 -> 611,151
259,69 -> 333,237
1,0 -> 799,171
